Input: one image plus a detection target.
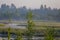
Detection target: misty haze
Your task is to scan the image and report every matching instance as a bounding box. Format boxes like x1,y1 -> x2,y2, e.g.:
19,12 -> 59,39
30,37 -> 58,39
0,0 -> 60,40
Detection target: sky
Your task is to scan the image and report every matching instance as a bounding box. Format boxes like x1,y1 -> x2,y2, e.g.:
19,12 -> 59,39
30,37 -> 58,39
0,0 -> 60,9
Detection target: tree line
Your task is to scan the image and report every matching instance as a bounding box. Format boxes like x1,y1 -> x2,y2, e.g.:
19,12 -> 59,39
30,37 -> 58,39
0,4 -> 60,21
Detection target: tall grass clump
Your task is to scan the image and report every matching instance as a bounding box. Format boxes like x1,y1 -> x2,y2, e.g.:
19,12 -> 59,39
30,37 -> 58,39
44,26 -> 55,40
16,30 -> 23,40
8,27 -> 11,40
26,10 -> 35,40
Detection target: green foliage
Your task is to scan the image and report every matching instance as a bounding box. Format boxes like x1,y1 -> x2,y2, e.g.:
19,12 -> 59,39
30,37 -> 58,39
8,27 -> 11,40
16,30 -> 23,40
26,11 -> 35,40
7,10 -> 11,40
26,11 -> 33,20
44,26 -> 55,40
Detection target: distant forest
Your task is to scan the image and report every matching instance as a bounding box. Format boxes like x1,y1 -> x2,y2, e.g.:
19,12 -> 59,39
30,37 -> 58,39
0,4 -> 60,21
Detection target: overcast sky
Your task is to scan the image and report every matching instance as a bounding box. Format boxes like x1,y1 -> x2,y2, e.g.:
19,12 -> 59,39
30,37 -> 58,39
0,0 -> 60,9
